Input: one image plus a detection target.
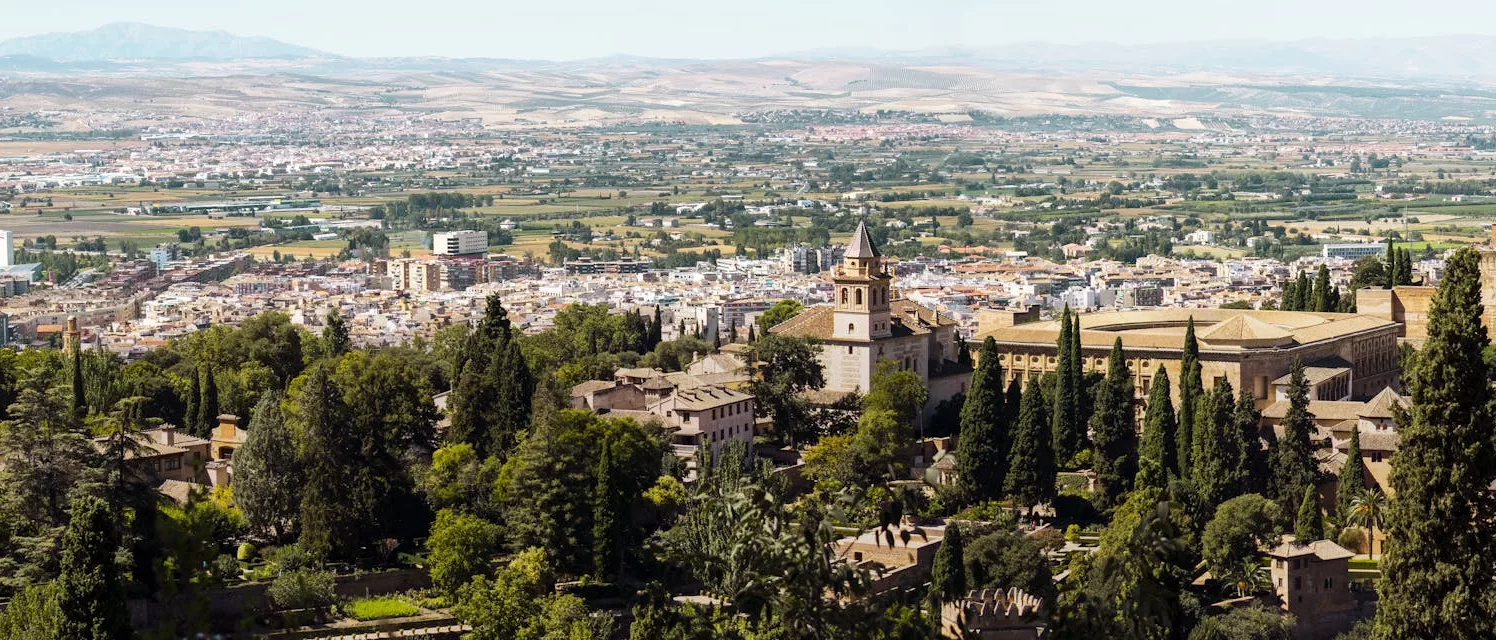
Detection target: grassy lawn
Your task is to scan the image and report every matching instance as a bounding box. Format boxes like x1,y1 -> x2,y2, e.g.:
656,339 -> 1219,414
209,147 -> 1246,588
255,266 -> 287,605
345,597 -> 419,621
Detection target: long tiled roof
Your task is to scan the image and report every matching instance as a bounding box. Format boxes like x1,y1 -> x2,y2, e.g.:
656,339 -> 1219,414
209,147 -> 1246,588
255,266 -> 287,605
977,308 -> 1396,352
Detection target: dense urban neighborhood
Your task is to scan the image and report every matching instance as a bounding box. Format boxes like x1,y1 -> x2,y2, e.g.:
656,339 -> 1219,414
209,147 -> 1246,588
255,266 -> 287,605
12,13 -> 1496,640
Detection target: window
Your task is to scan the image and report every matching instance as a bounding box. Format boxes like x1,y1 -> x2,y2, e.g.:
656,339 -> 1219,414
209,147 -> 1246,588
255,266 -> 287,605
165,457 -> 181,471
1294,577 -> 1302,590
855,289 -> 863,305
848,323 -> 855,334
1324,578 -> 1333,590
841,288 -> 848,304
847,345 -> 853,354
1372,452 -> 1384,463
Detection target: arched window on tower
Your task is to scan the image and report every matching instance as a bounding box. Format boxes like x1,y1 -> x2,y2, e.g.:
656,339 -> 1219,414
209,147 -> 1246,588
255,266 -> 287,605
848,323 -> 855,334
855,289 -> 863,306
841,288 -> 848,304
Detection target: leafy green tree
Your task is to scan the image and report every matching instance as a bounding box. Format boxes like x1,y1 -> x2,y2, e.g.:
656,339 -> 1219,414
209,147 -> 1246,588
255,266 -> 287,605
747,334 -> 825,446
1052,307 -> 1086,464
1346,489 -> 1386,557
929,521 -> 965,603
1005,376 -> 1055,508
1092,338 -> 1137,510
1270,359 -> 1316,510
1139,366 -> 1176,488
1202,494 -> 1282,584
422,443 -> 502,516
495,410 -> 663,575
1189,606 -> 1295,640
963,527 -> 1056,605
1294,485 -> 1324,542
0,581 -> 62,640
1337,428 -> 1367,519
757,299 -> 803,331
1177,317 -> 1203,477
268,567 -> 336,611
1235,393 -> 1269,496
233,391 -> 302,540
322,309 -> 351,357
428,508 -> 502,595
864,360 -> 928,427
332,350 -> 438,542
958,337 -> 1008,502
57,495 -> 130,640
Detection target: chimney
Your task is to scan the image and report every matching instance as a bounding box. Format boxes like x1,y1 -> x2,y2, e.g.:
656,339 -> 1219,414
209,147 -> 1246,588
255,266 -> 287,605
161,424 -> 175,446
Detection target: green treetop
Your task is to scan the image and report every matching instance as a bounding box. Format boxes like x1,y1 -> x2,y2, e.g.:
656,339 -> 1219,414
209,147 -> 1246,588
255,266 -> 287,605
1139,366 -> 1176,489
1177,317 -> 1202,477
1294,485 -> 1324,543
1375,247 -> 1496,638
1270,359 -> 1316,510
1337,428 -> 1367,519
1006,375 -> 1056,508
957,337 -> 1008,503
1090,337 -> 1137,510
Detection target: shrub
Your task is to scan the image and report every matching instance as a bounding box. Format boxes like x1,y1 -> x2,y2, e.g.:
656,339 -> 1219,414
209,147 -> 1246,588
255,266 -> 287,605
345,597 -> 419,621
269,569 -> 336,611
237,543 -> 258,562
213,554 -> 242,581
1337,527 -> 1366,554
1065,524 -> 1082,542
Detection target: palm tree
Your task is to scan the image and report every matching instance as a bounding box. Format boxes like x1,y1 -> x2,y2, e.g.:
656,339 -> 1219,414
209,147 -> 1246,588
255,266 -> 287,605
1224,557 -> 1270,599
1346,488 -> 1386,557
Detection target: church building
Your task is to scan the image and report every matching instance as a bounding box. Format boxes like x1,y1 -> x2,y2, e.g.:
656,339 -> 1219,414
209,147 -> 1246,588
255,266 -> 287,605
770,221 -> 971,420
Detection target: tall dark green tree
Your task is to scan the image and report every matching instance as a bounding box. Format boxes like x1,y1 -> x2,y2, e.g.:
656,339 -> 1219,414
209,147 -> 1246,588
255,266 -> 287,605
1177,317 -> 1203,477
1235,393 -> 1270,495
591,444 -> 624,580
70,345 -> 85,419
322,309 -> 351,357
1052,307 -> 1085,464
234,391 -> 303,540
1295,271 -> 1312,311
957,337 -> 1008,502
1295,485 -> 1324,543
1192,381 -> 1243,508
448,295 -> 535,458
1091,338 -> 1137,510
1312,264 -> 1332,312
184,369 -> 199,434
297,363 -> 359,561
1006,376 -> 1055,508
1374,247 -> 1496,639
1337,428 -> 1367,519
1270,359 -> 1316,509
1385,240 -> 1399,288
57,495 -> 130,640
195,365 -> 219,438
1139,366 -> 1176,486
929,520 -> 965,603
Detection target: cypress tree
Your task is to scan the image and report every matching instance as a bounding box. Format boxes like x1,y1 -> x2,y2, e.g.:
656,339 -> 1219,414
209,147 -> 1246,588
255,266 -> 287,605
1282,279 -> 1298,311
1295,272 -> 1312,311
1191,381 -> 1242,507
70,345 -> 85,419
234,391 -> 303,541
1235,393 -> 1269,496
1052,306 -> 1084,464
322,309 -> 350,357
1139,366 -> 1177,483
298,363 -> 358,561
1091,338 -> 1137,510
449,295 -> 535,458
57,495 -> 130,640
650,306 -> 663,348
592,444 -> 623,580
1003,376 -> 1023,429
1375,247 -> 1496,638
1177,317 -> 1202,477
957,338 -> 1008,502
930,521 -> 966,603
1295,484 -> 1324,543
1005,376 -> 1055,508
1337,428 -> 1367,519
1270,359 -> 1316,509
1313,264 -> 1332,312
1385,240 -> 1398,288
196,365 -> 219,438
184,368 -> 198,433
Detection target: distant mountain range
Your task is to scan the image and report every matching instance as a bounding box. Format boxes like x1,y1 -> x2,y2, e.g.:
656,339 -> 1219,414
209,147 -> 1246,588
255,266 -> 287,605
10,23 -> 1496,82
0,22 -> 329,61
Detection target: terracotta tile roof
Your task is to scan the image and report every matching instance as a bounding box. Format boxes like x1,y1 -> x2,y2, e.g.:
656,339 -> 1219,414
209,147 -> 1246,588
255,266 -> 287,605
1261,399 -> 1366,422
769,304 -> 834,339
1359,387 -> 1408,419
1268,539 -> 1355,561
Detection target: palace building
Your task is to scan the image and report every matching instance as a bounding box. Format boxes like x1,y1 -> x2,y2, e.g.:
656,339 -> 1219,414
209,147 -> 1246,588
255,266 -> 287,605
770,221 -> 971,420
975,307 -> 1400,404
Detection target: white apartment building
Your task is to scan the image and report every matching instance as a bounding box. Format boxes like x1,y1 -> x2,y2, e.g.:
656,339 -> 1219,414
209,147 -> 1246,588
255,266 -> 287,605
432,230 -> 488,256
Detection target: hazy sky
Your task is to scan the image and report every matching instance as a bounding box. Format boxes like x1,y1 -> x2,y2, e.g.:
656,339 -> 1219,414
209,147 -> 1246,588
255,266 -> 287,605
10,0 -> 1496,59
